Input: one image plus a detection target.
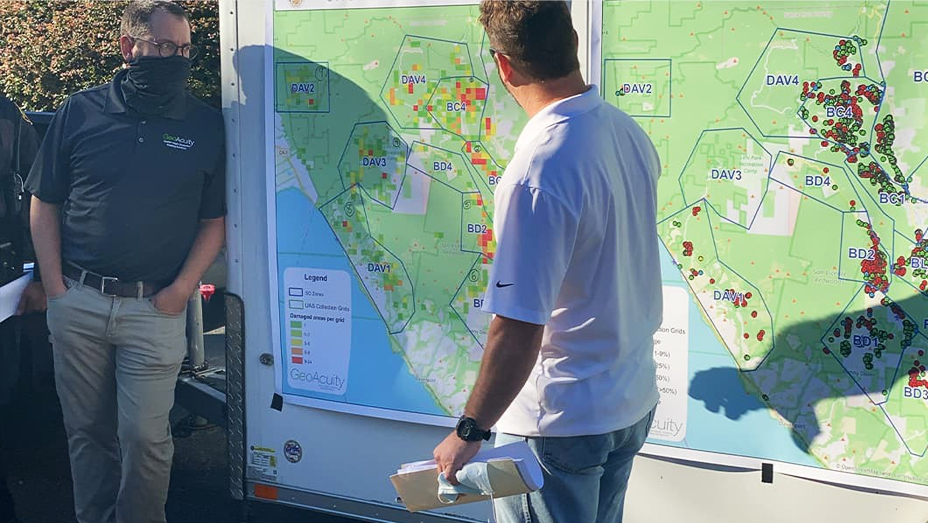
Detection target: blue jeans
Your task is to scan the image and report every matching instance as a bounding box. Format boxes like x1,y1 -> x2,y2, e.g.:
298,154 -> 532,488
493,407 -> 655,523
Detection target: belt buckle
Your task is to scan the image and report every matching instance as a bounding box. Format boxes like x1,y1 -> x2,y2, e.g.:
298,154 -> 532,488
100,276 -> 119,296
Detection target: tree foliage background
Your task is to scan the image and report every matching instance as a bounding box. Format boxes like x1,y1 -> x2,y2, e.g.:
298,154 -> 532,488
0,1 -> 220,112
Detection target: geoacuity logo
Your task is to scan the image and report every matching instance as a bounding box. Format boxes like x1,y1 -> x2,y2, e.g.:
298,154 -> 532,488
162,133 -> 195,151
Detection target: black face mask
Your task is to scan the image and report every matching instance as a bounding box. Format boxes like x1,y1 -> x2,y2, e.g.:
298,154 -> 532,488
121,55 -> 192,116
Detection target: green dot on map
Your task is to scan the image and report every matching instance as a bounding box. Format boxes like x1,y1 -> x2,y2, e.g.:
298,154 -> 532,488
677,264 -> 683,269
689,275 -> 695,280
831,184 -> 838,190
881,157 -> 886,162
762,394 -> 769,401
882,390 -> 888,396
829,337 -> 835,342
859,130 -> 866,135
744,354 -> 751,361
829,89 -> 836,94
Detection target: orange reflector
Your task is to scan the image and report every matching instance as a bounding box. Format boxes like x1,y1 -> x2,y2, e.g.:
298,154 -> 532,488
254,484 -> 278,500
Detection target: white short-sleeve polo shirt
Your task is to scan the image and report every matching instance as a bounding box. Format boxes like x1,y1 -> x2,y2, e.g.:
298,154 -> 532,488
482,86 -> 662,437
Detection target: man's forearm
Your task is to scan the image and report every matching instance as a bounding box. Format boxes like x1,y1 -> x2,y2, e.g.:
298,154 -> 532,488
464,315 -> 545,430
171,217 -> 225,294
29,196 -> 64,292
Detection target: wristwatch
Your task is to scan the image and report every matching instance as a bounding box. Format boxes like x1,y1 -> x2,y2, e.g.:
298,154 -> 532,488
455,415 -> 491,442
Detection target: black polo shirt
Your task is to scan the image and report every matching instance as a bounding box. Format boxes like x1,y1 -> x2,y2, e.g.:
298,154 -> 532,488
25,70 -> 225,285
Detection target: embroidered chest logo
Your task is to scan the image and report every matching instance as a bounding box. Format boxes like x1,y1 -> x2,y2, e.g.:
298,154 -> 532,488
162,133 -> 195,151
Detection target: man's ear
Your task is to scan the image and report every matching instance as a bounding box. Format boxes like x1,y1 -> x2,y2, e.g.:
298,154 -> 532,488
495,52 -> 514,84
119,35 -> 135,62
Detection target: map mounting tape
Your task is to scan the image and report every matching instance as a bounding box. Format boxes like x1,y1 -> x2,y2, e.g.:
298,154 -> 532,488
762,463 -> 774,484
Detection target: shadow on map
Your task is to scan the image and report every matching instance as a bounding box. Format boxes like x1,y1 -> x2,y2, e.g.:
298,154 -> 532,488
689,290 -> 928,459
232,42 -> 394,261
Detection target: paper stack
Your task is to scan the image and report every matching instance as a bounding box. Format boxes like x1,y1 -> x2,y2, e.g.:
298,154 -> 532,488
390,441 -> 544,513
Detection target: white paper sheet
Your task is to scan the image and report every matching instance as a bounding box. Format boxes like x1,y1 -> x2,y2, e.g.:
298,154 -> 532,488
0,271 -> 32,323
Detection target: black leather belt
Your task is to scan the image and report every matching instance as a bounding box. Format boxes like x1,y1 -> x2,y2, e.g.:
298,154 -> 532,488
62,263 -> 162,298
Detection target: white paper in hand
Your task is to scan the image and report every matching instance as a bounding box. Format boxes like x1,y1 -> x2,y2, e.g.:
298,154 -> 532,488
434,441 -> 544,504
0,271 -> 32,323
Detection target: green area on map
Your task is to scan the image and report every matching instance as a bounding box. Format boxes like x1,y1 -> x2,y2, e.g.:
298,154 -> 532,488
603,0 -> 928,486
273,5 -> 527,414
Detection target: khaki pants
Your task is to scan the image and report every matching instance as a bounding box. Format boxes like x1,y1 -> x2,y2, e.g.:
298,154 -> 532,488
47,276 -> 186,523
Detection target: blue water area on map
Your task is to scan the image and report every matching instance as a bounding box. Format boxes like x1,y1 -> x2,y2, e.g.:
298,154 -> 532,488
652,247 -> 820,467
276,188 -> 444,416
278,186 -> 825,463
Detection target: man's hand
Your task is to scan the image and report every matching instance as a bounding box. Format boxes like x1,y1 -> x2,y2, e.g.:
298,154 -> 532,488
151,283 -> 192,315
16,281 -> 48,315
433,432 -> 481,485
44,278 -> 68,300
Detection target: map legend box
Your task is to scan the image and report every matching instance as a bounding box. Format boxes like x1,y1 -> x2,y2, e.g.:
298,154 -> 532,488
283,268 -> 351,394
649,286 -> 689,442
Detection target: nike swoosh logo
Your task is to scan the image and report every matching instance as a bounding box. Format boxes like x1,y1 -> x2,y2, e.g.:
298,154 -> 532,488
495,281 -> 514,288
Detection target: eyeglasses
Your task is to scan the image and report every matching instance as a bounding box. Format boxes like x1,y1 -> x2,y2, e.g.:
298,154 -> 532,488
131,36 -> 199,59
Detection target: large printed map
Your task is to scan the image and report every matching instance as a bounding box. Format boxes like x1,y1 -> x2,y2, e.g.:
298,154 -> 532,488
598,0 -> 928,492
269,0 -> 928,493
269,1 -> 525,421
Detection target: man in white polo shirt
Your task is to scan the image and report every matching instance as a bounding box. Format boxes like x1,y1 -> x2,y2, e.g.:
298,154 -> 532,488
432,2 -> 662,522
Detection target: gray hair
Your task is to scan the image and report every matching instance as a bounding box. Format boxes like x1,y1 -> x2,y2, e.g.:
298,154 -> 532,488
120,0 -> 189,38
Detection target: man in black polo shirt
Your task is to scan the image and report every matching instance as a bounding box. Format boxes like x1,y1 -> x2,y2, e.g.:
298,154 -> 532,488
0,91 -> 40,523
24,2 -> 225,522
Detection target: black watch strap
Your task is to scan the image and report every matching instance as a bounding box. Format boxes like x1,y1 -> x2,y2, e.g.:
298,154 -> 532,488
456,415 -> 491,442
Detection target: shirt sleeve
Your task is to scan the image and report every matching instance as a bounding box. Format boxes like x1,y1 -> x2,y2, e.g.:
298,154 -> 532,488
481,183 -> 579,325
24,99 -> 72,204
198,134 -> 226,220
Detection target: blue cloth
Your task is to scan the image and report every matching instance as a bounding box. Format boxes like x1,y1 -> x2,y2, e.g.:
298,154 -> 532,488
493,407 -> 655,523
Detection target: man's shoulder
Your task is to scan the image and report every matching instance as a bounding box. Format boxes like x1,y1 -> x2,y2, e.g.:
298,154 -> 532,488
59,82 -> 111,113
185,94 -> 223,125
0,93 -> 16,114
0,94 -> 27,124
599,102 -> 650,140
70,82 -> 111,101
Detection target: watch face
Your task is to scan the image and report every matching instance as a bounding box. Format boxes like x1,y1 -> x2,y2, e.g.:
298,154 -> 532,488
457,417 -> 478,441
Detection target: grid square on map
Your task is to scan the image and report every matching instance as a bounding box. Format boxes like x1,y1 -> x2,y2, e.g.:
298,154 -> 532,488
602,58 -> 671,118
275,60 -> 331,113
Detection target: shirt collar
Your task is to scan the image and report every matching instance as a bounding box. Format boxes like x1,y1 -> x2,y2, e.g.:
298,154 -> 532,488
104,69 -> 187,121
514,85 -> 602,152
